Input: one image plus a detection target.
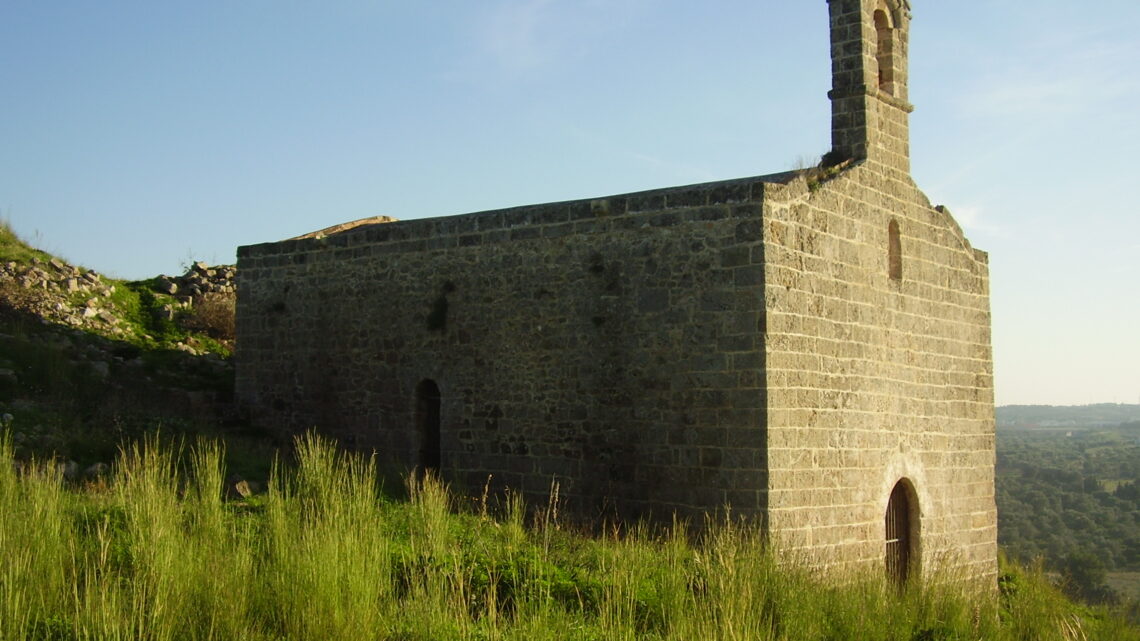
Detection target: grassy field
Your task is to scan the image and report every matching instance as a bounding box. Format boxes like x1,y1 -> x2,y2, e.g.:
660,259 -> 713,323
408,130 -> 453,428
1109,573 -> 1140,601
1,432 -> 1137,641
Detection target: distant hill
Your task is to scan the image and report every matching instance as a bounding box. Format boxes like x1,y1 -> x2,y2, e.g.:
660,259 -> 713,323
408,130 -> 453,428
997,404 -> 1140,429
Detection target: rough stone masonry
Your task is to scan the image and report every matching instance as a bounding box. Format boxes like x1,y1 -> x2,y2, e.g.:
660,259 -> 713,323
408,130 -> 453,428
236,0 -> 996,583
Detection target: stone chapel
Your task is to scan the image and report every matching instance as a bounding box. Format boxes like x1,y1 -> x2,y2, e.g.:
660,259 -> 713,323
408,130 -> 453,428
236,0 -> 997,582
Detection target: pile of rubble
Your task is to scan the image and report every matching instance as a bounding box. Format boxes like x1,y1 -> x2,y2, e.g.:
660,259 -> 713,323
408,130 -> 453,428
2,257 -> 116,298
155,261 -> 236,302
0,255 -> 236,349
0,257 -> 124,335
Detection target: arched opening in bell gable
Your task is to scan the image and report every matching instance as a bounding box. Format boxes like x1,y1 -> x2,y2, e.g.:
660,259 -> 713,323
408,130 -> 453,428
874,6 -> 897,95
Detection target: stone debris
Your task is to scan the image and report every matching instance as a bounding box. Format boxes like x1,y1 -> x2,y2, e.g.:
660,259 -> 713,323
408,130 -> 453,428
84,462 -> 110,479
170,262 -> 237,301
88,361 -> 110,380
157,277 -> 178,295
59,460 -> 80,482
0,254 -> 235,337
226,473 -> 261,499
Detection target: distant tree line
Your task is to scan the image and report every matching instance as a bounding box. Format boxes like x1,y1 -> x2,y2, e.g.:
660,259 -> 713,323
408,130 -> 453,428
997,404 -> 1140,428
997,426 -> 1140,602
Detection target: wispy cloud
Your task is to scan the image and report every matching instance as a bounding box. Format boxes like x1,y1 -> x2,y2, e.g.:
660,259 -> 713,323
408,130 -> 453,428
467,0 -> 649,74
626,151 -> 718,184
929,32 -> 1139,196
963,36 -> 1140,120
941,204 -> 1007,237
478,0 -> 557,71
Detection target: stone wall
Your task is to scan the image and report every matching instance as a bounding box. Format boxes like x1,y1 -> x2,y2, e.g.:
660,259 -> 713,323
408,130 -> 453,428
237,175 -> 793,518
237,159 -> 997,580
762,159 -> 996,580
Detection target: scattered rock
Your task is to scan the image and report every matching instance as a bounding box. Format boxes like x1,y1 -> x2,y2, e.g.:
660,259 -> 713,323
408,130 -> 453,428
157,263 -> 237,303
88,361 -> 110,380
0,369 -> 16,385
233,479 -> 255,498
84,462 -> 110,479
157,277 -> 178,295
59,460 -> 80,482
226,473 -> 260,499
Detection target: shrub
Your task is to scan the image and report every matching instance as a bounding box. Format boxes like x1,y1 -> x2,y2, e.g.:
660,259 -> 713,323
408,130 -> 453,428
182,293 -> 235,344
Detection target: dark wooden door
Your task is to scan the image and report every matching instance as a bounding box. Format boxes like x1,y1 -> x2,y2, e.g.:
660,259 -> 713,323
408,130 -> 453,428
886,481 -> 911,585
416,380 -> 441,473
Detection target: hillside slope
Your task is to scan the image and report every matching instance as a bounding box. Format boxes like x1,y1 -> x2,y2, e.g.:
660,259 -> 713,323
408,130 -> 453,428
0,222 -> 267,474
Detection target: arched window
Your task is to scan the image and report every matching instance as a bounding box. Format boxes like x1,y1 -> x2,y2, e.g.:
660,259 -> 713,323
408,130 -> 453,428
415,379 -> 442,473
888,219 -> 902,281
874,9 -> 895,95
886,479 -> 918,586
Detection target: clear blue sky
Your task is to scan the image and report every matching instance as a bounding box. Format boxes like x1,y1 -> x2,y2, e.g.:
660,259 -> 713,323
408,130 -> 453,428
2,1 -> 1137,407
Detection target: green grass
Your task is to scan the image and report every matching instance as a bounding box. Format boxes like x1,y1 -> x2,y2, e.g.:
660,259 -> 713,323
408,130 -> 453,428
1110,572 -> 1140,601
0,431 -> 1136,641
106,279 -> 231,357
0,221 -> 57,266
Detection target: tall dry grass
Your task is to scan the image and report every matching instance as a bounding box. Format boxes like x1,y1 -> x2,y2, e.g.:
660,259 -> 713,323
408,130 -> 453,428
0,430 -> 1134,640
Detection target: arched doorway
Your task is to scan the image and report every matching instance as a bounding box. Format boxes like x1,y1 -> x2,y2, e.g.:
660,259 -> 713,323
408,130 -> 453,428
415,379 -> 441,474
885,479 -> 917,585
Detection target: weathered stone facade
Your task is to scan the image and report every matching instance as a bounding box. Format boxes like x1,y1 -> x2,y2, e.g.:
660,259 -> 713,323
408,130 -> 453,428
237,0 -> 996,582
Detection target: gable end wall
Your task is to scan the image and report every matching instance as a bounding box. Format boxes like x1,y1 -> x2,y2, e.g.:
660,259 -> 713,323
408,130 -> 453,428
762,160 -> 996,581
